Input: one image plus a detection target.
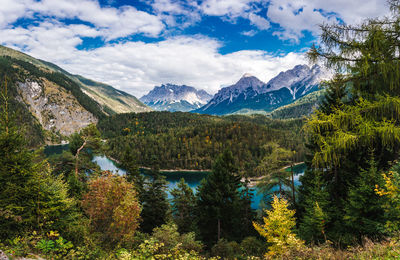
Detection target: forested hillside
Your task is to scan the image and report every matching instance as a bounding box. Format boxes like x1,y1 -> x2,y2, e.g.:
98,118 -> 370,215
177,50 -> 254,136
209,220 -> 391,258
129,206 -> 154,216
98,112 -> 305,175
0,55 -> 103,144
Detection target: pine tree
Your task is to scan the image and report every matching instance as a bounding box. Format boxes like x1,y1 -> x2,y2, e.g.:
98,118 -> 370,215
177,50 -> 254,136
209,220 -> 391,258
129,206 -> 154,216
0,79 -> 40,238
69,124 -> 101,177
0,79 -> 82,241
170,178 -> 196,234
344,152 -> 387,241
196,150 -> 253,247
318,74 -> 348,115
256,142 -> 295,202
139,169 -> 170,234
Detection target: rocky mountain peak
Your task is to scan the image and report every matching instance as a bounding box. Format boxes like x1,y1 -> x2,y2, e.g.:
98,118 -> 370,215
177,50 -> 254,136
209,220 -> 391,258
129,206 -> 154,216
140,84 -> 212,112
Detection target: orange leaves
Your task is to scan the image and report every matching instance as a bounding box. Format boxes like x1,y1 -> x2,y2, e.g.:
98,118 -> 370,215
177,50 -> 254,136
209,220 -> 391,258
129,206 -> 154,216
82,173 -> 141,245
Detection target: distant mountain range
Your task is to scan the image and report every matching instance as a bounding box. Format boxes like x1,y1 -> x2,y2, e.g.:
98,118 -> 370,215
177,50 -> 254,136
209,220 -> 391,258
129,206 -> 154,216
194,64 -> 330,115
140,84 -> 212,112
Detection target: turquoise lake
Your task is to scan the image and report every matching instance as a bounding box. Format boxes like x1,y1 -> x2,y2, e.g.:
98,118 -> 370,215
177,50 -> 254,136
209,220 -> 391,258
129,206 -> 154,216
44,145 -> 306,210
92,155 -> 306,210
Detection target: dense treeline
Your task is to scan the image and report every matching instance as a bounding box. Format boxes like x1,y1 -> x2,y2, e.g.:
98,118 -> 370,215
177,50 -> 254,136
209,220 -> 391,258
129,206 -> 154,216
98,112 -> 305,176
269,90 -> 324,119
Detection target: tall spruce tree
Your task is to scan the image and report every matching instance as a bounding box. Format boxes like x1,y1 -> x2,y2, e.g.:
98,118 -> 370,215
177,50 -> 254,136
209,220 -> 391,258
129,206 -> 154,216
0,79 -> 82,241
0,79 -> 40,238
170,178 -> 196,234
196,150 -> 253,247
299,0 -> 400,244
344,152 -> 387,241
140,169 -> 170,233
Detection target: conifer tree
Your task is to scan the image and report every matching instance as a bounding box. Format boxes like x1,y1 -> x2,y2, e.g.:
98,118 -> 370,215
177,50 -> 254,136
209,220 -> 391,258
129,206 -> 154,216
170,178 -> 196,234
299,0 -> 400,244
196,150 -> 253,247
318,74 -> 348,115
139,169 -> 170,233
256,142 -> 295,202
0,79 -> 37,238
344,153 -> 387,240
0,79 -> 82,241
253,196 -> 304,257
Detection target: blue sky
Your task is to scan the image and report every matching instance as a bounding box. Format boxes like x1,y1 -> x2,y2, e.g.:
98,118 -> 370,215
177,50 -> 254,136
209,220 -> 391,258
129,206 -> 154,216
0,0 -> 390,96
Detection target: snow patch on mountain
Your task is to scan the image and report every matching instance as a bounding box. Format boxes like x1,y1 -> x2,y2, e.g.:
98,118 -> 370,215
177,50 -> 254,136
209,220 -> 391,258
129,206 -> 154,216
140,84 -> 212,112
196,64 -> 331,115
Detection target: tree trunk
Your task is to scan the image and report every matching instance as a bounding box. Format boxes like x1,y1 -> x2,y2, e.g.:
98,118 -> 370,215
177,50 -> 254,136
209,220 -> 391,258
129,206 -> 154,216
75,139 -> 87,177
291,164 -> 296,206
217,218 -> 221,241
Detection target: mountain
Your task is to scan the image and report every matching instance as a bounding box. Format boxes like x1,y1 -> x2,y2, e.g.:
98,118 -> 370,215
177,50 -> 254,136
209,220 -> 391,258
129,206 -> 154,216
0,45 -> 150,145
140,84 -> 212,112
194,64 -> 330,115
0,45 -> 150,115
268,89 -> 325,119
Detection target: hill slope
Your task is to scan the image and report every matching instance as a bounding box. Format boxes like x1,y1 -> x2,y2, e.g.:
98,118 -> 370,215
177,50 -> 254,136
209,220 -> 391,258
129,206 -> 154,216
0,45 -> 151,115
0,45 -> 150,145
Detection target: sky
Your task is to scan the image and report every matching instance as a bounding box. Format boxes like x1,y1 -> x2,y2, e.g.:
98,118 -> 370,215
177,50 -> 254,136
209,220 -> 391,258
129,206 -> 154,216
0,0 -> 392,97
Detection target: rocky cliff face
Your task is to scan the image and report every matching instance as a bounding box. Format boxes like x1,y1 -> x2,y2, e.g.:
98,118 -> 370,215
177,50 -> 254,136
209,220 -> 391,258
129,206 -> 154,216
17,79 -> 97,136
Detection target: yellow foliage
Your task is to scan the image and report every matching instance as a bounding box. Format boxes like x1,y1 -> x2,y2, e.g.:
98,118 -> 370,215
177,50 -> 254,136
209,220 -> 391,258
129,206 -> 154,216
253,196 -> 305,257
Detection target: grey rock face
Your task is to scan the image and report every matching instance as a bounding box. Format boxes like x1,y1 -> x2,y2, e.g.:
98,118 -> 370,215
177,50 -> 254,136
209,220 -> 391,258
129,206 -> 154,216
17,80 -> 97,136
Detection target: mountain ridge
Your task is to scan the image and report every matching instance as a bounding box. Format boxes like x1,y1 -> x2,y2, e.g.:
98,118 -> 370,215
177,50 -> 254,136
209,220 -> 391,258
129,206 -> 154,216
0,45 -> 151,115
140,84 -> 212,112
0,45 -> 151,144
194,64 -> 330,115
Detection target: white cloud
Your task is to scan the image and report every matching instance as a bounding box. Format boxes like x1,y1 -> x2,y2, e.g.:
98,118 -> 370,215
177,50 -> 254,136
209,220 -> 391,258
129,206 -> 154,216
267,0 -> 391,41
146,0 -> 201,29
248,13 -> 270,30
241,29 -> 257,36
200,0 -> 270,32
200,0 -> 255,16
0,0 -> 33,27
0,0 -> 165,40
0,20 -> 306,97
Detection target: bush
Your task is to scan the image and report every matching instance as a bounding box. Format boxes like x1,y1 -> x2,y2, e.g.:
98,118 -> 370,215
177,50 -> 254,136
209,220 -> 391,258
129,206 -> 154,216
240,236 -> 265,257
211,239 -> 241,259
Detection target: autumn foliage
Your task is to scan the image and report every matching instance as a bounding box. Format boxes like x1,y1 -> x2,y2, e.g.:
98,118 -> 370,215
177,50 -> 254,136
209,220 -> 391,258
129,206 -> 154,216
82,172 -> 141,245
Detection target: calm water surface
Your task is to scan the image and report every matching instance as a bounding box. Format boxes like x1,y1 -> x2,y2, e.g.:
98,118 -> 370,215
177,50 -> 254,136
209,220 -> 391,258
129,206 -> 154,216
44,145 -> 305,210
92,155 -> 306,210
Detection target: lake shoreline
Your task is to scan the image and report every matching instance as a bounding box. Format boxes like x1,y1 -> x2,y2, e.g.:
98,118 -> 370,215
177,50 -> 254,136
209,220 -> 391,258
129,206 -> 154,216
242,161 -> 305,187
106,155 -> 211,173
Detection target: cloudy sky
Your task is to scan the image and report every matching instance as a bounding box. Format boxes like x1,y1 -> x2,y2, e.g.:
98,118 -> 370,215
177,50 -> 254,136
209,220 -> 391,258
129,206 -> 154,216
0,0 -> 391,97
